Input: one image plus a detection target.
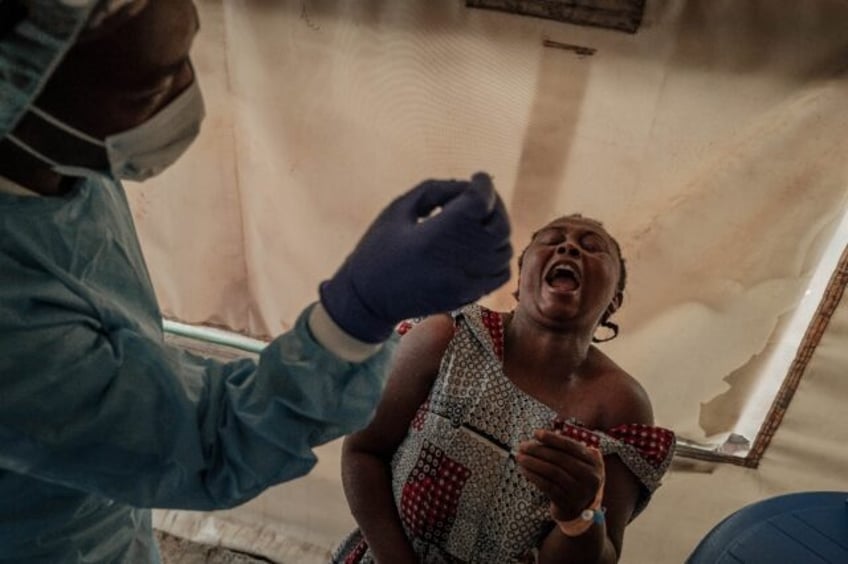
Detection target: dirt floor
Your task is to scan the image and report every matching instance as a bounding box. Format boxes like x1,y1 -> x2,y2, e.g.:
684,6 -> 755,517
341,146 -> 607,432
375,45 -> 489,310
156,531 -> 277,564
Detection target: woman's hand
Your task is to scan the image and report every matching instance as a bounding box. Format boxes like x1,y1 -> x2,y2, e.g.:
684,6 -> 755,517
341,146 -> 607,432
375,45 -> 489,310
516,429 -> 605,522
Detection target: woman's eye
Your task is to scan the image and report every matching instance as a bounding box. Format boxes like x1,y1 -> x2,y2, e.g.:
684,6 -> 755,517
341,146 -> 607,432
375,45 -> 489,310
536,233 -> 563,245
582,235 -> 607,252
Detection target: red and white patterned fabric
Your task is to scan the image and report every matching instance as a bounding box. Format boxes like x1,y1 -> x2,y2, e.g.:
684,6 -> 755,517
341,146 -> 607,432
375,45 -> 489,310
333,305 -> 675,563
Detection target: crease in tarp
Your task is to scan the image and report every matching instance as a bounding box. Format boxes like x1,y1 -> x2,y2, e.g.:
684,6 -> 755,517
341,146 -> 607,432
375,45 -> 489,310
222,0 -> 268,342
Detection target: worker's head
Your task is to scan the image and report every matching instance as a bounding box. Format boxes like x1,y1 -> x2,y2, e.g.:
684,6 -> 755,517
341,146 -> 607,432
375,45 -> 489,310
0,0 -> 204,188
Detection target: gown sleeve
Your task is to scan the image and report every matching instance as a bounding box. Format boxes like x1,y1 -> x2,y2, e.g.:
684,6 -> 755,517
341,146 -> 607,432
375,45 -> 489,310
0,299 -> 398,510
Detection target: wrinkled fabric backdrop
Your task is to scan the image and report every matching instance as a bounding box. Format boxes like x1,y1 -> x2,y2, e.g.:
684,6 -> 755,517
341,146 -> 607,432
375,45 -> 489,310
128,1 -> 848,561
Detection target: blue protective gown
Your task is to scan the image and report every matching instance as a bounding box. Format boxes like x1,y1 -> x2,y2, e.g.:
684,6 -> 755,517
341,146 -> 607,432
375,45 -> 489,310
0,174 -> 397,562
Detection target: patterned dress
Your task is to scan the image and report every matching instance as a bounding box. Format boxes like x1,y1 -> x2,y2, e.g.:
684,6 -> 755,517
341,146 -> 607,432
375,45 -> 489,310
333,304 -> 675,563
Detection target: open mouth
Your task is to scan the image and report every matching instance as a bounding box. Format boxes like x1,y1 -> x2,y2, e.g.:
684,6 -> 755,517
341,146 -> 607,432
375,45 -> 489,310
545,264 -> 581,292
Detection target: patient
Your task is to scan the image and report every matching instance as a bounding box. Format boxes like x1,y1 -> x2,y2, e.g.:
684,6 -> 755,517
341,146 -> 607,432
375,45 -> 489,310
334,215 -> 675,564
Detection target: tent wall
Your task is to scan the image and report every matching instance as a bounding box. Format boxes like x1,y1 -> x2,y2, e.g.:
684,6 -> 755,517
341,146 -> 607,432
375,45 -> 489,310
136,0 -> 848,561
132,0 -> 848,444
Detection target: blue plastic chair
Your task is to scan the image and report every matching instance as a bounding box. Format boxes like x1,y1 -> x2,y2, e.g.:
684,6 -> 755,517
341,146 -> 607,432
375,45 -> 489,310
687,491 -> 848,563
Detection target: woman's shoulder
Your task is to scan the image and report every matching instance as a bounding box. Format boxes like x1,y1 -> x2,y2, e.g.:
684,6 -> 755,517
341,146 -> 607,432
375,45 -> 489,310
394,313 -> 458,363
585,347 -> 654,428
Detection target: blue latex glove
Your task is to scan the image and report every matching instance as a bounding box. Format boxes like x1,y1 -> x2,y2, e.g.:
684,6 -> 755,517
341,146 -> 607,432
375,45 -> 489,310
320,172 -> 512,343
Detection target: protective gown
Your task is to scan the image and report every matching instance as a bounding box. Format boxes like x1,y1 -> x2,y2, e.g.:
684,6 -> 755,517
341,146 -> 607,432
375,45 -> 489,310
0,173 -> 397,562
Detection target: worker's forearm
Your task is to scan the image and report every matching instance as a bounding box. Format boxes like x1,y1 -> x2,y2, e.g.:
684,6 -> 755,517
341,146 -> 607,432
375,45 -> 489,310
342,451 -> 417,563
0,303 -> 398,511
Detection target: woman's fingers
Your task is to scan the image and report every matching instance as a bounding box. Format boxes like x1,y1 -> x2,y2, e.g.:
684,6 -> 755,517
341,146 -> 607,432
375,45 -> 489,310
519,436 -> 598,478
531,430 -> 600,465
516,431 -> 605,518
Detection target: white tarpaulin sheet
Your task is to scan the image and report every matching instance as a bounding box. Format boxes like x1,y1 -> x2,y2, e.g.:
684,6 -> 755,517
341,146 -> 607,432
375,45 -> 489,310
133,1 -> 848,561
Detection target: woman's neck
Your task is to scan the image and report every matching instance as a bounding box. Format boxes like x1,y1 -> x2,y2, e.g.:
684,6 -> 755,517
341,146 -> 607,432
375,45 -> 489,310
503,308 -> 594,384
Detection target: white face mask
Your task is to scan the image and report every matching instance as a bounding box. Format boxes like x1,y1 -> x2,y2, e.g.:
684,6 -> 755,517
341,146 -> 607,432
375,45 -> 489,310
7,80 -> 205,182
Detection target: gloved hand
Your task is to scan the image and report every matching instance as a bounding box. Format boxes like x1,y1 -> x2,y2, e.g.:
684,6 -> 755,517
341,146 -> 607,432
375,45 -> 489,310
320,172 -> 512,343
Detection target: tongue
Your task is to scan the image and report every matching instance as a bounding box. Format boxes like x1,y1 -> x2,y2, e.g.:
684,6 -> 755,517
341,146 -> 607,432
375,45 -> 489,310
549,276 -> 577,291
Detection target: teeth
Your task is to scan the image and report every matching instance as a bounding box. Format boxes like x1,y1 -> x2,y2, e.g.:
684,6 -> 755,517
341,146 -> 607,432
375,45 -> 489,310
553,265 -> 576,277
547,264 -> 578,283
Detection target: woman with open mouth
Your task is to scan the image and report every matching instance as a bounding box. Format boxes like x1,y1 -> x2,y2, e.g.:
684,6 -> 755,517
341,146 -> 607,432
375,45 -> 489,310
335,214 -> 675,564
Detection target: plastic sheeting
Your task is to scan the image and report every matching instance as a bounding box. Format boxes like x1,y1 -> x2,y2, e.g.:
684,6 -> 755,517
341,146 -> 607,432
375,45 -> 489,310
134,0 -> 848,561
131,0 -> 848,443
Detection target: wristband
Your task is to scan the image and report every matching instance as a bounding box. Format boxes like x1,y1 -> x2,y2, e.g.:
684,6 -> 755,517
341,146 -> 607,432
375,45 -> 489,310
554,448 -> 606,537
556,505 -> 606,537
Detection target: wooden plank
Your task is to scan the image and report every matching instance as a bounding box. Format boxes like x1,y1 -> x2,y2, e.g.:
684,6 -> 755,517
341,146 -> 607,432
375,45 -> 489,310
466,0 -> 646,33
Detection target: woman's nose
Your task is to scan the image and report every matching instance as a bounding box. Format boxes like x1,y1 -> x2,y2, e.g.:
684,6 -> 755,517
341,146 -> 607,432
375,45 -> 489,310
557,243 -> 581,258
